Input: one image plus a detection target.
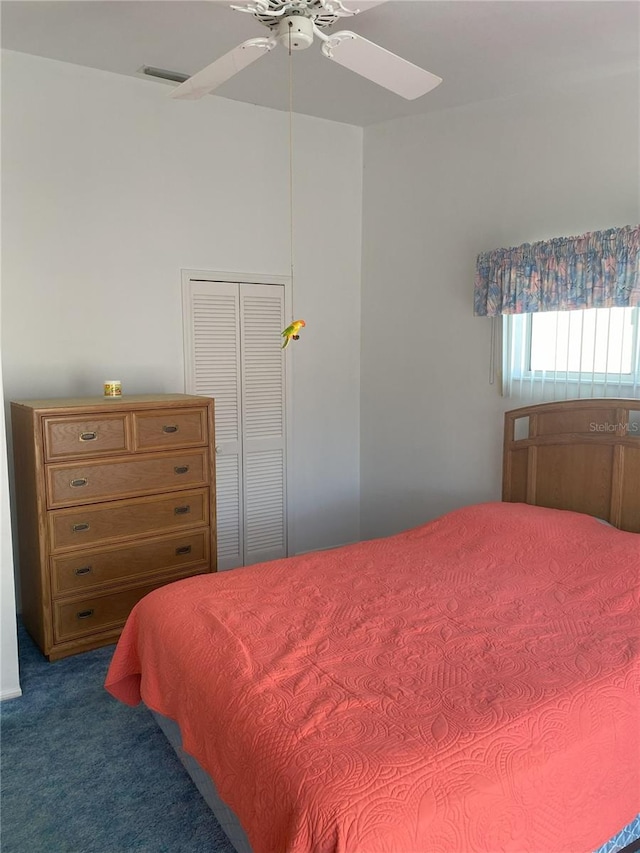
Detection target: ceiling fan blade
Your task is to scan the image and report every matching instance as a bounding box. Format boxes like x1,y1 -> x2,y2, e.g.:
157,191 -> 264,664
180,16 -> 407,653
322,32 -> 442,100
340,1 -> 388,12
170,37 -> 275,100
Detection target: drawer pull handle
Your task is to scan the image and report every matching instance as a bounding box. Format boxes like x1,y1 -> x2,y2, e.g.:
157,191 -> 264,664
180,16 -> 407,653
72,523 -> 90,533
79,431 -> 97,442
174,466 -> 189,475
176,545 -> 192,555
174,505 -> 191,515
74,565 -> 93,576
163,425 -> 179,434
70,478 -> 88,488
76,609 -> 94,620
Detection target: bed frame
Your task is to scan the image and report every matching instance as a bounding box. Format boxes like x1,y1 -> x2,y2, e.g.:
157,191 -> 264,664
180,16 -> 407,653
503,398 -> 640,532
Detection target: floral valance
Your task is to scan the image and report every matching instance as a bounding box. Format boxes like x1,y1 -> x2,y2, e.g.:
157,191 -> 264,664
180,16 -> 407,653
473,224 -> 640,316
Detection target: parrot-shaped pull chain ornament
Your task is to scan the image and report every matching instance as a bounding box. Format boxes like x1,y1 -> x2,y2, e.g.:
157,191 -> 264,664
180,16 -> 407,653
281,319 -> 306,349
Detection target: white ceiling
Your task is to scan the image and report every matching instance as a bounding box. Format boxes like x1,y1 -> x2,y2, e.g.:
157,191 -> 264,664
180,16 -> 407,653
2,0 -> 638,126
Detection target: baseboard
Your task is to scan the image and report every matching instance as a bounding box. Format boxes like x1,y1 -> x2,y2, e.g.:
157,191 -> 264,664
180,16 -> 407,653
1,686 -> 22,701
295,540 -> 359,556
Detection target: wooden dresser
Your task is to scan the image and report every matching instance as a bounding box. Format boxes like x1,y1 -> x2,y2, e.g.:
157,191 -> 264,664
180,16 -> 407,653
10,394 -> 216,660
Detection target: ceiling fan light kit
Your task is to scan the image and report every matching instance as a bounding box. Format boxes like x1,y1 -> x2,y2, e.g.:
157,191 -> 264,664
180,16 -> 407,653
277,15 -> 314,49
170,0 -> 442,102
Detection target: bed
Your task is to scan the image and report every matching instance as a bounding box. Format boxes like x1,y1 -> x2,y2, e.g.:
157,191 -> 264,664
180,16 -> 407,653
105,399 -> 640,852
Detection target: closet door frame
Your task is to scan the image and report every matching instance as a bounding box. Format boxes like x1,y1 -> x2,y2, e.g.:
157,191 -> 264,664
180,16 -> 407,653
181,268 -> 294,563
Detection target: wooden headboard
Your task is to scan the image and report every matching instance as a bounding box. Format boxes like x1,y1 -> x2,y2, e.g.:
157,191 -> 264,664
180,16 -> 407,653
503,398 -> 640,533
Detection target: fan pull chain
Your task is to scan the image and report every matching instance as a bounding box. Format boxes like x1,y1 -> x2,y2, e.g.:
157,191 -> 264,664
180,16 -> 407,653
279,21 -> 305,351
288,21 -> 295,325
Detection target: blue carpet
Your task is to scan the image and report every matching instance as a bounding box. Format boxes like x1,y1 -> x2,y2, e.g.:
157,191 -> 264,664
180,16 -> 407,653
0,623 -> 236,853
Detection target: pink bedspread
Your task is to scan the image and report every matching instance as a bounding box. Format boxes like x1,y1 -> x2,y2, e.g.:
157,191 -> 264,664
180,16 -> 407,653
105,502 -> 640,852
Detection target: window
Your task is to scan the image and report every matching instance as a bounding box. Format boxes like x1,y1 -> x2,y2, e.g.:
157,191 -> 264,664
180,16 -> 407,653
503,306 -> 640,398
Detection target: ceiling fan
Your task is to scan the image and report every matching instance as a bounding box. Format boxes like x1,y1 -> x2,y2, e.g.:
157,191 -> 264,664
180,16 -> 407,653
170,0 -> 442,101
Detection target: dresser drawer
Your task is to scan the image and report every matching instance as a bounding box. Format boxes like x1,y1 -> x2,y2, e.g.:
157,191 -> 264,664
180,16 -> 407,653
133,407 -> 208,451
48,488 -> 209,552
53,571 -> 207,643
44,414 -> 129,461
46,450 -> 210,508
51,529 -> 210,596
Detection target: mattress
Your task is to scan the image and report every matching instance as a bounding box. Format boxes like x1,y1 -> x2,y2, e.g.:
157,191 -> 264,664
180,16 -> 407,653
106,502 -> 640,852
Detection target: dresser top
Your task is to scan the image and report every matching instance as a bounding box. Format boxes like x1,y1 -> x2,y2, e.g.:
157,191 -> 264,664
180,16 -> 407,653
11,394 -> 210,412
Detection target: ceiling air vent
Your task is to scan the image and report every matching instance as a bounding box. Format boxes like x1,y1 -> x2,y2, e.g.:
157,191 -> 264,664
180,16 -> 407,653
138,66 -> 190,84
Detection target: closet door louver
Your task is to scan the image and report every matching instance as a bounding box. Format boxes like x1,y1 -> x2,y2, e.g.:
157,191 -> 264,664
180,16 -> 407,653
240,285 -> 287,564
185,281 -> 244,570
184,278 -> 287,570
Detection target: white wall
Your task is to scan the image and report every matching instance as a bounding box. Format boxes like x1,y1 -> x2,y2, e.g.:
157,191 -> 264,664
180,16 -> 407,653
360,71 -> 640,539
1,49 -> 363,577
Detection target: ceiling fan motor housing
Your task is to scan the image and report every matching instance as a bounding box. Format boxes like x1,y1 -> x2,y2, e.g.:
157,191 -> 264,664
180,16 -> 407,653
276,15 -> 314,50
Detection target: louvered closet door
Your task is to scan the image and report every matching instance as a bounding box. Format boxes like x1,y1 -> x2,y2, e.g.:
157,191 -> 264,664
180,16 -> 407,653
184,278 -> 287,570
240,285 -> 287,565
185,281 -> 244,570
